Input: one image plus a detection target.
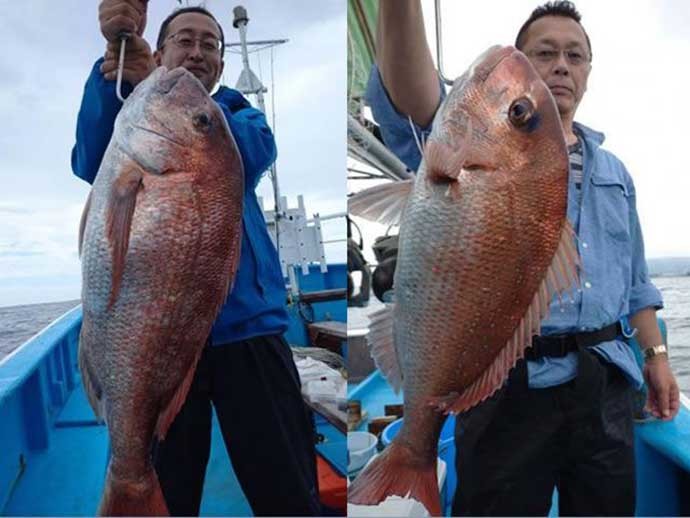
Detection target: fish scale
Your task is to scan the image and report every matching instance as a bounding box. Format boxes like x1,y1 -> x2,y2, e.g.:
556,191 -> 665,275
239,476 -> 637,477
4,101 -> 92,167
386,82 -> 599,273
348,45 -> 577,515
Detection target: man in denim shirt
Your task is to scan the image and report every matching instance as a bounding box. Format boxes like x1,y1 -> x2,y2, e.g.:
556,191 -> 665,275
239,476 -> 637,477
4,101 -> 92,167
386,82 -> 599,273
367,0 -> 679,515
72,1 -> 320,515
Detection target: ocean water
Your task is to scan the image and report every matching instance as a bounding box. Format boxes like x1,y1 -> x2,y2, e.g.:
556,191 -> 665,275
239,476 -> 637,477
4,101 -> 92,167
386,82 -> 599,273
655,276 -> 690,394
0,300 -> 80,360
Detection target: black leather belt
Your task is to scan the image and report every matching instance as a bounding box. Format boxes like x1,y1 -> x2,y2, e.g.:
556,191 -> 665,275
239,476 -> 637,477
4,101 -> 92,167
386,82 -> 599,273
525,322 -> 622,361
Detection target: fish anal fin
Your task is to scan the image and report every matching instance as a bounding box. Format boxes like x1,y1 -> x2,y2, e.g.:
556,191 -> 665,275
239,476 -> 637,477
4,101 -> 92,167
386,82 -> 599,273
348,180 -> 413,226
348,441 -> 441,516
78,190 -> 93,258
105,166 -> 143,309
367,305 -> 403,393
428,221 -> 580,414
154,348 -> 203,440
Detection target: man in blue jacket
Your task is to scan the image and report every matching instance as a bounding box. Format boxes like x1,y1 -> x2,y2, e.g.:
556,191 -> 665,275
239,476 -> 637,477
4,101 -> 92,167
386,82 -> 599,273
367,1 -> 680,515
72,1 -> 320,515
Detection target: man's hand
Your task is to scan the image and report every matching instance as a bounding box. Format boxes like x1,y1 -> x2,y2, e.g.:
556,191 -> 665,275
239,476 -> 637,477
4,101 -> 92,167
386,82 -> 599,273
101,34 -> 156,87
643,356 -> 680,420
99,0 -> 148,42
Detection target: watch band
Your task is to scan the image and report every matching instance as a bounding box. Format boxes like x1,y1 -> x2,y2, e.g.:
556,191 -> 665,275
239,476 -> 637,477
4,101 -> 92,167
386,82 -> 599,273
643,344 -> 668,361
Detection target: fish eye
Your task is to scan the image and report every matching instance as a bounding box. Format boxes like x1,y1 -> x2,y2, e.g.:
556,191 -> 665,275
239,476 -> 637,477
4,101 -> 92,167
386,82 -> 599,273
509,98 -> 535,128
193,112 -> 211,131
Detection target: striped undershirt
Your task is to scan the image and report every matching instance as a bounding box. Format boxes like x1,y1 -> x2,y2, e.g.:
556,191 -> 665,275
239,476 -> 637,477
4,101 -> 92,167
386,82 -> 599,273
569,137 -> 584,193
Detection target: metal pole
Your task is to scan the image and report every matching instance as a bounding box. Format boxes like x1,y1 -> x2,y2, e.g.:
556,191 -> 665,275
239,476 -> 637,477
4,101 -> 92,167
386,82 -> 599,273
232,6 -> 285,277
347,114 -> 412,181
434,0 -> 455,86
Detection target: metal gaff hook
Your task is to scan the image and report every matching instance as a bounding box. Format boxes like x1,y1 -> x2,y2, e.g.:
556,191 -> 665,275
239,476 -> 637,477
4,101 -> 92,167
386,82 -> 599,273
115,31 -> 132,103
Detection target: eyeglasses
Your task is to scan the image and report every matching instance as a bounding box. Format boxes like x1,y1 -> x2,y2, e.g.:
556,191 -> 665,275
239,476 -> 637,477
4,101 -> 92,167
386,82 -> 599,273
165,31 -> 223,55
526,47 -> 590,67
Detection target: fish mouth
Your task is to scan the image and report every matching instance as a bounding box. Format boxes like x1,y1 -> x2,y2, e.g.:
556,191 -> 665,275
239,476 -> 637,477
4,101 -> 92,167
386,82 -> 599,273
132,125 -> 185,147
156,68 -> 187,94
469,46 -> 516,83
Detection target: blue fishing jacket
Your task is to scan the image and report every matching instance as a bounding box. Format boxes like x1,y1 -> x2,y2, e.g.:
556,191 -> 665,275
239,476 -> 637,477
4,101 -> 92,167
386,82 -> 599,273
366,65 -> 663,389
71,59 -> 289,345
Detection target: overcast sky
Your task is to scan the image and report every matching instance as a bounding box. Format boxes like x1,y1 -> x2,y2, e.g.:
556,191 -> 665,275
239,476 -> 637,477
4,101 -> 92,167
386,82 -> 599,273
0,0 -> 345,307
350,0 -> 690,267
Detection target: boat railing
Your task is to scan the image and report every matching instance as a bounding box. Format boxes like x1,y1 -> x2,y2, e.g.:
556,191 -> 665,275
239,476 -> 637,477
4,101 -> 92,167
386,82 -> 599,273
0,306 -> 83,512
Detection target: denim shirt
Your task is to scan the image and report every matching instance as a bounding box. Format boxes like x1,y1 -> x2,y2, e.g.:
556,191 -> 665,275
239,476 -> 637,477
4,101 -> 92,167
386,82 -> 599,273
72,59 -> 290,345
366,65 -> 663,388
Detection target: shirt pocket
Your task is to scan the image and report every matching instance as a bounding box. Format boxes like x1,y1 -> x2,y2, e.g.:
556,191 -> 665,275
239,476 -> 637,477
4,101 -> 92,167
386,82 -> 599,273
589,176 -> 631,244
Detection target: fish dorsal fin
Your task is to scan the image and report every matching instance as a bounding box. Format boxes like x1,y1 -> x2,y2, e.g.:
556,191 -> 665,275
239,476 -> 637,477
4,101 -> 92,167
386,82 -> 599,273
367,304 -> 403,393
78,190 -> 93,258
348,180 -> 413,226
424,119 -> 472,183
428,221 -> 580,414
106,166 -> 143,310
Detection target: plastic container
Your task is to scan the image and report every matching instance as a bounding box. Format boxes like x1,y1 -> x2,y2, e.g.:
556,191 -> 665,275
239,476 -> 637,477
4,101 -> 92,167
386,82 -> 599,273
347,431 -> 378,473
381,416 -> 457,513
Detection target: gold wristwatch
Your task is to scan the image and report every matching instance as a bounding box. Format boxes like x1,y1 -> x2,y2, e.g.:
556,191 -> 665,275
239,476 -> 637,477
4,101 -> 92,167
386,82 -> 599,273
643,344 -> 668,362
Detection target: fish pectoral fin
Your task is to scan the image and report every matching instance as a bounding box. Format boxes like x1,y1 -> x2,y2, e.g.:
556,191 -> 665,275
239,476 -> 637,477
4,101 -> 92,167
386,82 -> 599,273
348,180 -> 413,226
105,166 -> 144,309
431,221 -> 581,415
425,118 -> 472,183
78,189 -> 93,258
367,304 -> 403,393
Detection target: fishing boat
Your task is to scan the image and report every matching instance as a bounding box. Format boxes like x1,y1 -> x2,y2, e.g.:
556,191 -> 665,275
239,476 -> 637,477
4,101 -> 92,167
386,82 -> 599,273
0,7 -> 347,516
346,0 -> 690,515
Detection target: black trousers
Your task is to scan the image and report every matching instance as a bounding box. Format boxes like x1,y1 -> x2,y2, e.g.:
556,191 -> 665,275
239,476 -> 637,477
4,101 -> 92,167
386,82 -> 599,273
452,350 -> 636,516
152,334 -> 321,516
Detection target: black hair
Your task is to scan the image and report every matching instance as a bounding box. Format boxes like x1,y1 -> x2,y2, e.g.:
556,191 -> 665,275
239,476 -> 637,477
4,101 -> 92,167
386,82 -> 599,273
156,6 -> 225,55
515,1 -> 591,60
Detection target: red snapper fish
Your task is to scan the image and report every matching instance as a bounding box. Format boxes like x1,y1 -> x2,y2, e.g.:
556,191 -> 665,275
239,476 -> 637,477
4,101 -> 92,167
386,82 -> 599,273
348,46 -> 578,515
78,66 -> 243,516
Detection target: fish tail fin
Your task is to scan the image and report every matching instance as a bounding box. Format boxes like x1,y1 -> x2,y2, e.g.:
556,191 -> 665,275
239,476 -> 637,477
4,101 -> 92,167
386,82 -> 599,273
348,441 -> 441,516
99,465 -> 168,516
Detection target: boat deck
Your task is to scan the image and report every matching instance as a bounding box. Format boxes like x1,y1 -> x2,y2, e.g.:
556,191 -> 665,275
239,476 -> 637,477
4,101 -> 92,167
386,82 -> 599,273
2,378 -> 253,516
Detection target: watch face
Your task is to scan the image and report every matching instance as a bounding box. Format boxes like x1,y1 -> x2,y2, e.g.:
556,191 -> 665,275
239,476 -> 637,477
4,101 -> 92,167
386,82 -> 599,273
645,345 -> 668,361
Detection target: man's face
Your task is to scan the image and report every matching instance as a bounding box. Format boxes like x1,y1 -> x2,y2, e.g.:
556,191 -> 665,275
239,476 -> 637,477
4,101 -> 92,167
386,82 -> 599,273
154,12 -> 224,92
521,15 -> 591,120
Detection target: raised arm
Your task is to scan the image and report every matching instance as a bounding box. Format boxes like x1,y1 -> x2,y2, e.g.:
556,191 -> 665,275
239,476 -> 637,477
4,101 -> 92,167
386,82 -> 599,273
376,0 -> 441,127
71,58 -> 129,184
71,0 -> 151,184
